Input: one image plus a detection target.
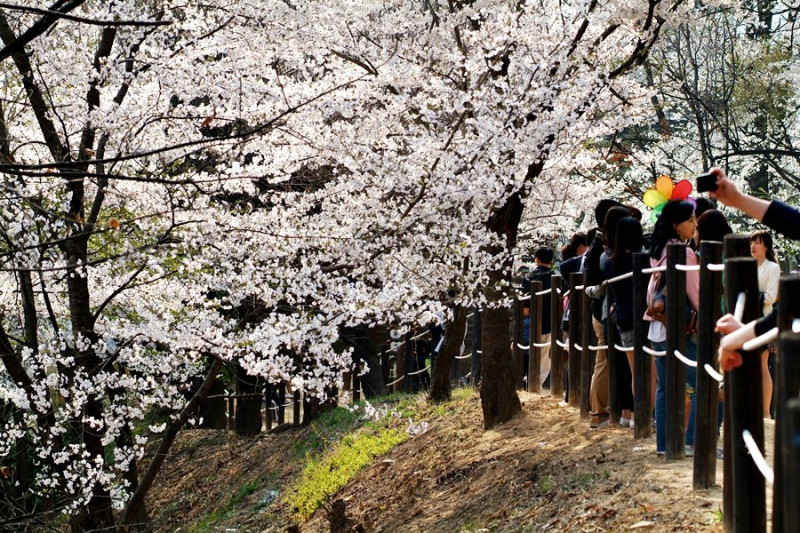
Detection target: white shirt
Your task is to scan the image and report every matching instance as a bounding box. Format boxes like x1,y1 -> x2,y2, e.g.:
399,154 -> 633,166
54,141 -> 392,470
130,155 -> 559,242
757,259 -> 781,315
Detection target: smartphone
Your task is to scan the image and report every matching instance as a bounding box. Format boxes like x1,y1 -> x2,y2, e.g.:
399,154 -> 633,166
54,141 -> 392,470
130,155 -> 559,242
696,172 -> 717,193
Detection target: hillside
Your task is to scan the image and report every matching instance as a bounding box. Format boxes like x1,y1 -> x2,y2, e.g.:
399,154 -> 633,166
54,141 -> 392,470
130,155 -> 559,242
145,390 -> 725,532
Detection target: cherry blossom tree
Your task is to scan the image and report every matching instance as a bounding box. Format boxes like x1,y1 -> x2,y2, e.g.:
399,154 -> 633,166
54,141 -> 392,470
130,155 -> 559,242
0,0 -> 694,530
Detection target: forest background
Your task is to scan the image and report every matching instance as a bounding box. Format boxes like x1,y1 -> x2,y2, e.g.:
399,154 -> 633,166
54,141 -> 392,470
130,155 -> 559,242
0,1 -> 798,531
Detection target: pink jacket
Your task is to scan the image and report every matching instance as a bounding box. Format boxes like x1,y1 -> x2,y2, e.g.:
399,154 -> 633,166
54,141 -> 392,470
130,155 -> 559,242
643,239 -> 700,321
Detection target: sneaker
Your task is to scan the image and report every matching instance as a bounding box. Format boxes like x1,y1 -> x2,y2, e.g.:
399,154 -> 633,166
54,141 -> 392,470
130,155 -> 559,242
656,450 -> 665,456
716,448 -> 724,460
685,445 -> 695,457
590,419 -> 609,429
629,419 -> 635,431
619,416 -> 631,428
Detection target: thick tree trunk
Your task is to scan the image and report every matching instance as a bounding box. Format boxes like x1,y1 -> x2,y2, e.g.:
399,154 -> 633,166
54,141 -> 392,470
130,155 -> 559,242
235,364 -> 263,436
479,191 -> 525,428
479,295 -> 522,428
199,378 -> 228,429
429,306 -> 468,402
352,325 -> 385,399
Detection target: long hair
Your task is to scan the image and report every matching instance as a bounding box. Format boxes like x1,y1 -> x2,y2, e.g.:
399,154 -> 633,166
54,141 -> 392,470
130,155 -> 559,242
649,200 -> 695,259
603,206 -> 632,250
696,209 -> 732,243
613,217 -> 643,275
751,230 -> 777,263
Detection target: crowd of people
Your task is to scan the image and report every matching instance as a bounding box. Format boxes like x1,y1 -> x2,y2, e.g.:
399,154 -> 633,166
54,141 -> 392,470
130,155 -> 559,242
516,167 -> 789,456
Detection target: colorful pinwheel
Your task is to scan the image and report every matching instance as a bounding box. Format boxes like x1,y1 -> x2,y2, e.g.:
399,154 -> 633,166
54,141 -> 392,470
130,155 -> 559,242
642,175 -> 694,222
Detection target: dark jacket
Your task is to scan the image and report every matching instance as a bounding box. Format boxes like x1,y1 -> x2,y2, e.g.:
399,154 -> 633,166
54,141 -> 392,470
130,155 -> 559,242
582,232 -> 606,321
754,200 -> 798,335
527,265 -> 553,334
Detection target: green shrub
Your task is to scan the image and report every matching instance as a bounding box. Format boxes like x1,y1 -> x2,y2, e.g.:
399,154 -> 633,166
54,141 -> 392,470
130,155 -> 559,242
288,427 -> 408,519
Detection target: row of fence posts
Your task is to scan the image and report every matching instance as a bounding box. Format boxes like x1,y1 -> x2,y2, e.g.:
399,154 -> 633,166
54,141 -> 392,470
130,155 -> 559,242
511,235 -> 800,533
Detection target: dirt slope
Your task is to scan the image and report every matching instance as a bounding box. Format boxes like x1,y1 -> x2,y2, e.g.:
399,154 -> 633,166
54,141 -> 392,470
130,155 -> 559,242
146,391 -> 726,532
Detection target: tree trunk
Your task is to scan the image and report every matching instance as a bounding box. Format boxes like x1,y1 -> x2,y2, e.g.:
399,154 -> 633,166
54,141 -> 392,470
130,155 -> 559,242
352,325 -> 385,399
479,191 -> 525,428
429,306 -> 468,402
199,378 -> 228,429
234,364 -> 263,437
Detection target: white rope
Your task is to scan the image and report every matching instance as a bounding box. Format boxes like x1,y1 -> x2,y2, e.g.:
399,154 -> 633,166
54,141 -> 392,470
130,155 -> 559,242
575,345 -> 583,351
556,340 -> 568,349
643,346 -> 666,356
455,352 -> 472,360
743,429 -> 774,485
675,264 -> 700,272
584,284 -> 599,293
589,345 -> 608,351
794,319 -> 800,333
407,365 -> 431,376
704,364 -> 724,383
556,288 -> 563,295
411,330 -> 430,341
642,265 -> 667,274
673,349 -> 698,368
516,293 -> 530,301
532,342 -> 551,348
742,327 -> 779,352
574,285 -> 585,290
562,290 -> 570,298
614,344 -> 630,352
516,343 -> 530,350
606,271 -> 633,284
475,349 -> 482,354
535,288 -> 551,296
386,374 -> 405,387
733,292 -> 746,322
707,263 -> 724,272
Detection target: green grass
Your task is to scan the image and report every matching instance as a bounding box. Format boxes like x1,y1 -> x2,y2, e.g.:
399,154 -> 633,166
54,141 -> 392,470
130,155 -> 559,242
188,477 -> 269,532
287,427 -> 409,519
290,406 -> 363,459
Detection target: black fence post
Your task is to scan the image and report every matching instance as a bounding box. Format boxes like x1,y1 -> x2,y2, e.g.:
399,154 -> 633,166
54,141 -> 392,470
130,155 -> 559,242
550,274 -> 563,398
529,280 -> 543,393
783,396 -> 800,533
665,243 -> 688,460
774,276 -> 800,532
580,281 -> 593,420
513,296 -> 524,389
568,272 -> 583,408
265,383 -> 274,430
776,327 -> 800,533
633,252 -> 652,439
471,309 -> 482,387
403,332 -> 413,394
293,390 -> 301,426
694,240 -> 723,489
278,383 -> 286,425
725,255 -> 765,533
722,233 -> 751,532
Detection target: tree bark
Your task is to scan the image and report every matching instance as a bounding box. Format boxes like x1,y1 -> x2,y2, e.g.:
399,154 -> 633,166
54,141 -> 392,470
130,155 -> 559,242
234,363 -> 263,437
429,306 -> 467,402
479,192 -> 525,428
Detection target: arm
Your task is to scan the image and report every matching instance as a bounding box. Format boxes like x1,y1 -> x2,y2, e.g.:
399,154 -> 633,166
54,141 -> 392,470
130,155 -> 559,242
707,168 -> 770,221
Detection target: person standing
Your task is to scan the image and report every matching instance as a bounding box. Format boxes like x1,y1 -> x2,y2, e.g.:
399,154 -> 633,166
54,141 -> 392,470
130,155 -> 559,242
528,246 -> 554,388
645,200 -> 699,456
750,230 -> 780,418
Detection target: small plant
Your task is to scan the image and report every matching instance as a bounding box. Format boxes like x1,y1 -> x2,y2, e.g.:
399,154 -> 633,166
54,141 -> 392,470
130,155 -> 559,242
713,506 -> 723,523
537,475 -> 554,494
287,427 -> 408,519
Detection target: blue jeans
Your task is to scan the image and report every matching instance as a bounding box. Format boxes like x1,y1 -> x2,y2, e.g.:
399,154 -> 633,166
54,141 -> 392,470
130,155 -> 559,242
653,338 -> 697,452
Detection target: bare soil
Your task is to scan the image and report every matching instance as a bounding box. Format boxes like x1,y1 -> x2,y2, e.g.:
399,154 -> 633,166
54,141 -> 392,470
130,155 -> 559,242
146,391 -> 730,532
